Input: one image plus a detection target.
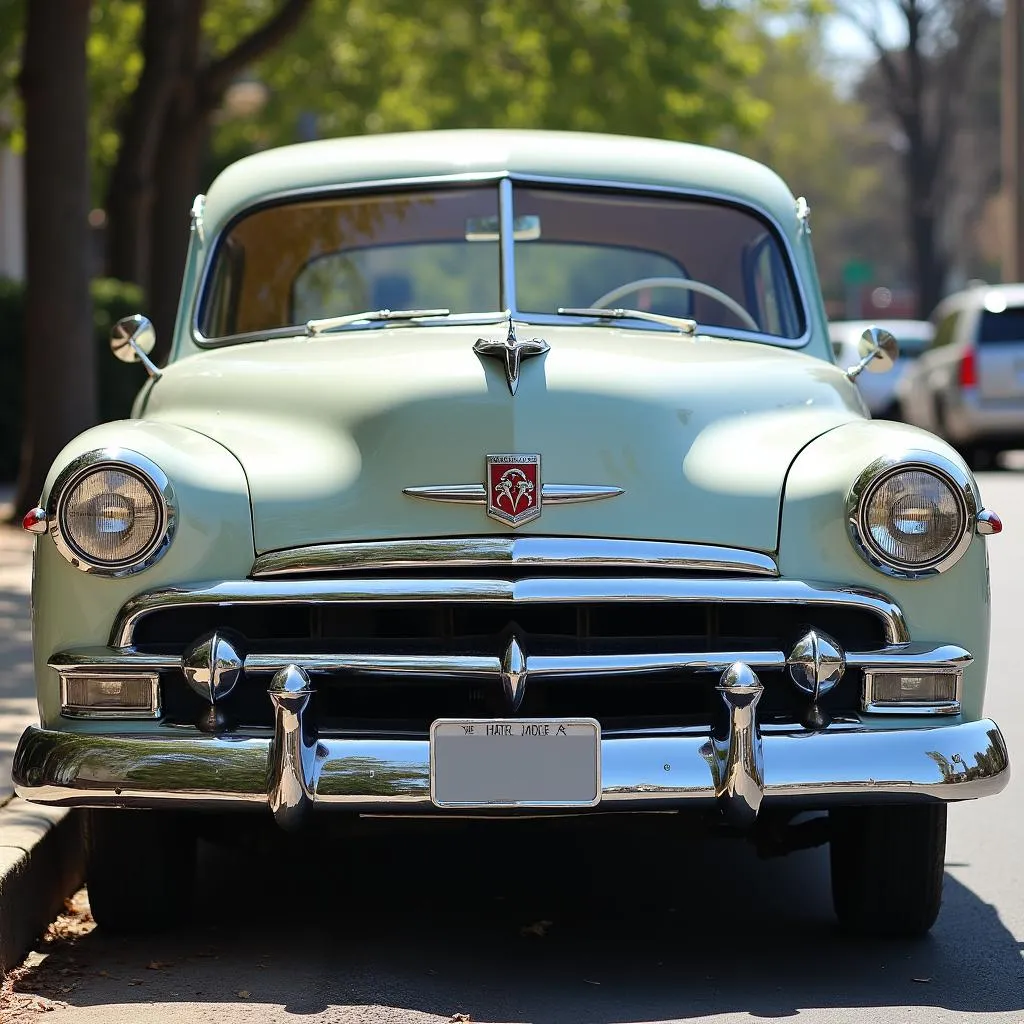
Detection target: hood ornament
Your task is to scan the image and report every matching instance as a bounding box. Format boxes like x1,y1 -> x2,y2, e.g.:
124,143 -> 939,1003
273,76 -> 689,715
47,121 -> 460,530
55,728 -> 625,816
473,314 -> 549,396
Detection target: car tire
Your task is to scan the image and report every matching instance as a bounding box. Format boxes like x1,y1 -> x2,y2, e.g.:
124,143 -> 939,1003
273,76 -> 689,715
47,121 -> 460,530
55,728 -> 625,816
829,804 -> 946,937
83,809 -> 197,932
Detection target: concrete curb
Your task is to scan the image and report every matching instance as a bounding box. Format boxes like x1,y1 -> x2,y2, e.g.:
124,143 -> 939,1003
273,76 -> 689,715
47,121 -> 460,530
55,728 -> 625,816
0,799 -> 84,975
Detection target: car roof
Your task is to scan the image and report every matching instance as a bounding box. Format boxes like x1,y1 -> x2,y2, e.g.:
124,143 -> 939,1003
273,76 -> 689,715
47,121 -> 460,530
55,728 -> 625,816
931,283 -> 1024,320
202,129 -> 803,242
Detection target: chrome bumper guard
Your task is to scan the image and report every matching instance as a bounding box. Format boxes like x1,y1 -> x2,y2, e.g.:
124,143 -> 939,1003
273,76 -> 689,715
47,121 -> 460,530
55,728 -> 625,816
14,659 -> 1009,829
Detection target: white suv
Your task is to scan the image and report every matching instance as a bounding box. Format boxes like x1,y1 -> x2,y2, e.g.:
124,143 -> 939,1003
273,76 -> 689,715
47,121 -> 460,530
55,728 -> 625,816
898,284 -> 1024,468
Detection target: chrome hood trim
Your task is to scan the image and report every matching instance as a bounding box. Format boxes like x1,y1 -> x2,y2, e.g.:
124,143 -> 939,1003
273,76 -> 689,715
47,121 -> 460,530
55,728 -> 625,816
249,537 -> 779,578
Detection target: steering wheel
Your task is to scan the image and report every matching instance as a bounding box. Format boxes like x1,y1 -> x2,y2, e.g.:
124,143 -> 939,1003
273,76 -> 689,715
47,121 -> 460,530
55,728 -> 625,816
591,277 -> 760,333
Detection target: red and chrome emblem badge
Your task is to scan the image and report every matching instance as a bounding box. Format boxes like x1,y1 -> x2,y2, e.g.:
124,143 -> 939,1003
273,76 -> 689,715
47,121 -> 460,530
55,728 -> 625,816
486,454 -> 541,527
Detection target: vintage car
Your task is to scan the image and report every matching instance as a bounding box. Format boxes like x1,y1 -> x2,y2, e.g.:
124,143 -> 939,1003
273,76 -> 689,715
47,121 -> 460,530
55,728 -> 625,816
13,129 -> 1009,936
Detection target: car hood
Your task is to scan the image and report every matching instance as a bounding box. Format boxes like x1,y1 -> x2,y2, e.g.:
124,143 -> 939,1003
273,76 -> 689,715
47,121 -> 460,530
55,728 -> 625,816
143,326 -> 865,555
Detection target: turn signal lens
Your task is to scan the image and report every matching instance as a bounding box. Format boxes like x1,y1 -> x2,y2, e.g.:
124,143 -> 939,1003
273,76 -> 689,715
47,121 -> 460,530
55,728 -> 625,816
61,673 -> 160,718
869,671 -> 957,704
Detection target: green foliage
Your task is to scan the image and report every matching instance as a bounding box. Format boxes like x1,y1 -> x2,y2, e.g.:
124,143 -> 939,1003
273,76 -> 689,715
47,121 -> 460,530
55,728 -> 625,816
0,0 -> 24,144
718,12 -> 881,297
87,1 -> 145,197
0,278 -> 147,480
214,0 -> 768,163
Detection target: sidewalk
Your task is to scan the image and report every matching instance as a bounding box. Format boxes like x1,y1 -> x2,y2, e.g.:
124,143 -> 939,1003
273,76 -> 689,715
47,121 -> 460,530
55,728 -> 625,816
0,489 -> 84,974
0,495 -> 36,806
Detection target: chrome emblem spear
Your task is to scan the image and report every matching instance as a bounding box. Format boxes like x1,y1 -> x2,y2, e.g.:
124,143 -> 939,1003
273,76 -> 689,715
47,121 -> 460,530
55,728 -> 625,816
473,314 -> 549,396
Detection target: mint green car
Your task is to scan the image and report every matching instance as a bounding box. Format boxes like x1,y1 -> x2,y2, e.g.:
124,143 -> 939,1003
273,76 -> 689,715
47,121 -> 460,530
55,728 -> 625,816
14,130 -> 1009,936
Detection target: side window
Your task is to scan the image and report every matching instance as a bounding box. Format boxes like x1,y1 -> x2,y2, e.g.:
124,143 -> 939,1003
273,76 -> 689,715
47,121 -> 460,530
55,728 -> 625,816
931,312 -> 960,348
746,237 -> 801,337
200,239 -> 244,337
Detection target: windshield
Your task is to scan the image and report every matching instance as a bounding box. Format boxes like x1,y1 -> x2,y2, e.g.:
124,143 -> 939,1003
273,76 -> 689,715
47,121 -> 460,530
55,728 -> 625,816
198,181 -> 804,341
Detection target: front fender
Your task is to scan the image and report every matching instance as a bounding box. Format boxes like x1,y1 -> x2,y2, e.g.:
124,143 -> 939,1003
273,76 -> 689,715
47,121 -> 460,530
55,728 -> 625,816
32,420 -> 255,727
778,420 -> 991,722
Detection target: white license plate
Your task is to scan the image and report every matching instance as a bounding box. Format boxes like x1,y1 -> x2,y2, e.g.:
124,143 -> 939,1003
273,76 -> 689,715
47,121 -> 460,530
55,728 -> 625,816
429,718 -> 602,808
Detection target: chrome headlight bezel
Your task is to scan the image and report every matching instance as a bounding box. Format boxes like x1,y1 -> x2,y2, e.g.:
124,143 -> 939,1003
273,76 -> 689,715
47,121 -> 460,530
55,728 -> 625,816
847,450 -> 977,580
47,449 -> 176,577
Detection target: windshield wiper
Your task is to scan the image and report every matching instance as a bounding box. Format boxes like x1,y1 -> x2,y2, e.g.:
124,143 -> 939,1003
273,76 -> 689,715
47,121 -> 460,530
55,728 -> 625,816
558,306 -> 697,336
305,307 -> 451,336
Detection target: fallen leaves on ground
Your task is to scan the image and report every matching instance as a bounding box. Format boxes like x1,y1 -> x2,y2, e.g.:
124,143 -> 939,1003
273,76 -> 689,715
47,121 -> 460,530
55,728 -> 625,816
0,889 -> 96,1019
43,891 -> 95,943
238,990 -> 251,999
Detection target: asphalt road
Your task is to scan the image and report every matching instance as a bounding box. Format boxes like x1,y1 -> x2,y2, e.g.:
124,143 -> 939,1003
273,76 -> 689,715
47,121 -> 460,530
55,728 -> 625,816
4,472 -> 1024,1024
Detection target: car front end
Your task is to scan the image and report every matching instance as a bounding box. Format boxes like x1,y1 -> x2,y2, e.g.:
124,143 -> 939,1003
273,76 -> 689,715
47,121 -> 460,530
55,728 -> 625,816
12,130 -> 1010,936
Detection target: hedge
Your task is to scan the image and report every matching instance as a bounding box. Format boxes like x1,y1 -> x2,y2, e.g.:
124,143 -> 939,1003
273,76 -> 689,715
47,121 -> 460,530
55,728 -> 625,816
0,277 -> 148,481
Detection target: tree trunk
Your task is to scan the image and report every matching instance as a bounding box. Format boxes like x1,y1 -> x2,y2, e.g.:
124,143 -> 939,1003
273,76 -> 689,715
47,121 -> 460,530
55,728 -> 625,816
147,0 -> 204,363
148,112 -> 207,361
104,0 -> 191,292
145,0 -> 314,361
15,0 -> 95,513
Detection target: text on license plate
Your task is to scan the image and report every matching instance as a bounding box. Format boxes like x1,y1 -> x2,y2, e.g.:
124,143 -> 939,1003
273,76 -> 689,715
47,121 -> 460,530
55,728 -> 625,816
429,718 -> 601,808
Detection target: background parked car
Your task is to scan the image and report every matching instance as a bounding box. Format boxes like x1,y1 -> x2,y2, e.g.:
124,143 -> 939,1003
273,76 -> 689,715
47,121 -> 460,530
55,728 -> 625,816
829,319 -> 934,419
897,284 -> 1024,468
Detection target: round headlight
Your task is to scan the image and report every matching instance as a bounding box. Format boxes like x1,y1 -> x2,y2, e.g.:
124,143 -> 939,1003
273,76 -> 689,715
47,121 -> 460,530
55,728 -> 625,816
848,455 -> 975,578
49,451 -> 174,575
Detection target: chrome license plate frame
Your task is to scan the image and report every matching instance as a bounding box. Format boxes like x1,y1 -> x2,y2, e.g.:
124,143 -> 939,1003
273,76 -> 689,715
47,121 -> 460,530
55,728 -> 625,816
429,717 -> 602,809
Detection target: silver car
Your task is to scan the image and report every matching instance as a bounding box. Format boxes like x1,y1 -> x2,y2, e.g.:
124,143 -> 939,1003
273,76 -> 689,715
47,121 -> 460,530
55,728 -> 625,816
829,319 -> 934,419
898,284 -> 1024,467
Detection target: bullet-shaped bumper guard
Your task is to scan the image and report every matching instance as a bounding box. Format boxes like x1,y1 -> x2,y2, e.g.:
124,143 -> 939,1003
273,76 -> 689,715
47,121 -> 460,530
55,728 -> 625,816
14,662 -> 1009,827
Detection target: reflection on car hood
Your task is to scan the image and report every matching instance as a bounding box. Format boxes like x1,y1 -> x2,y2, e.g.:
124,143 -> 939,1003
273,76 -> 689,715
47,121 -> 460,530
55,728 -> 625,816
144,326 -> 865,554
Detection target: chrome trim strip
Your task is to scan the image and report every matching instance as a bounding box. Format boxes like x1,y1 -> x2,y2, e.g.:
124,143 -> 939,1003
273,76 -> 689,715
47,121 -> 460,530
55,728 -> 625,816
248,652 -> 502,678
498,177 -> 516,311
846,450 -> 980,580
14,719 -> 1009,811
863,701 -> 961,717
402,483 -> 625,505
50,641 -> 966,686
190,171 -> 813,353
108,577 -> 911,649
250,537 -> 781,578
46,448 -> 177,577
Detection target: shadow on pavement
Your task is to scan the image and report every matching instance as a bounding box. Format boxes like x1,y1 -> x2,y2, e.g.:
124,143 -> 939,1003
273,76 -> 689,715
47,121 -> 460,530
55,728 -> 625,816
9,815 -> 1024,1021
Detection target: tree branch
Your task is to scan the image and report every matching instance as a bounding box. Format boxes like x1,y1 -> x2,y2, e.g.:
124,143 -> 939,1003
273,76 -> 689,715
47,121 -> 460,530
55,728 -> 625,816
199,0 -> 314,109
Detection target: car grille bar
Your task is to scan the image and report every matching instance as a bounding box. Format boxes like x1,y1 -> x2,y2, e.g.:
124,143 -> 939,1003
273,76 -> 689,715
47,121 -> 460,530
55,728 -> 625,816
51,642 -> 969,682
110,576 -> 910,648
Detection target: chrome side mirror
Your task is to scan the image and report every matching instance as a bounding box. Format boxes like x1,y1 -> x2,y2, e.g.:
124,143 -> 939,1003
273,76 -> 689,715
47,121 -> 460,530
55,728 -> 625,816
111,314 -> 161,379
846,326 -> 898,380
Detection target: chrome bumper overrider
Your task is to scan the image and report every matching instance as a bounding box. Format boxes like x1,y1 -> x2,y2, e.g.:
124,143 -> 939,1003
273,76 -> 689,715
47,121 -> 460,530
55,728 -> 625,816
14,707 -> 1009,828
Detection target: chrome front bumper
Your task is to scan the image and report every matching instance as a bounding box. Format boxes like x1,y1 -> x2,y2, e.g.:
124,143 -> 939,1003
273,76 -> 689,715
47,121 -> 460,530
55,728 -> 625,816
14,715 -> 1009,826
